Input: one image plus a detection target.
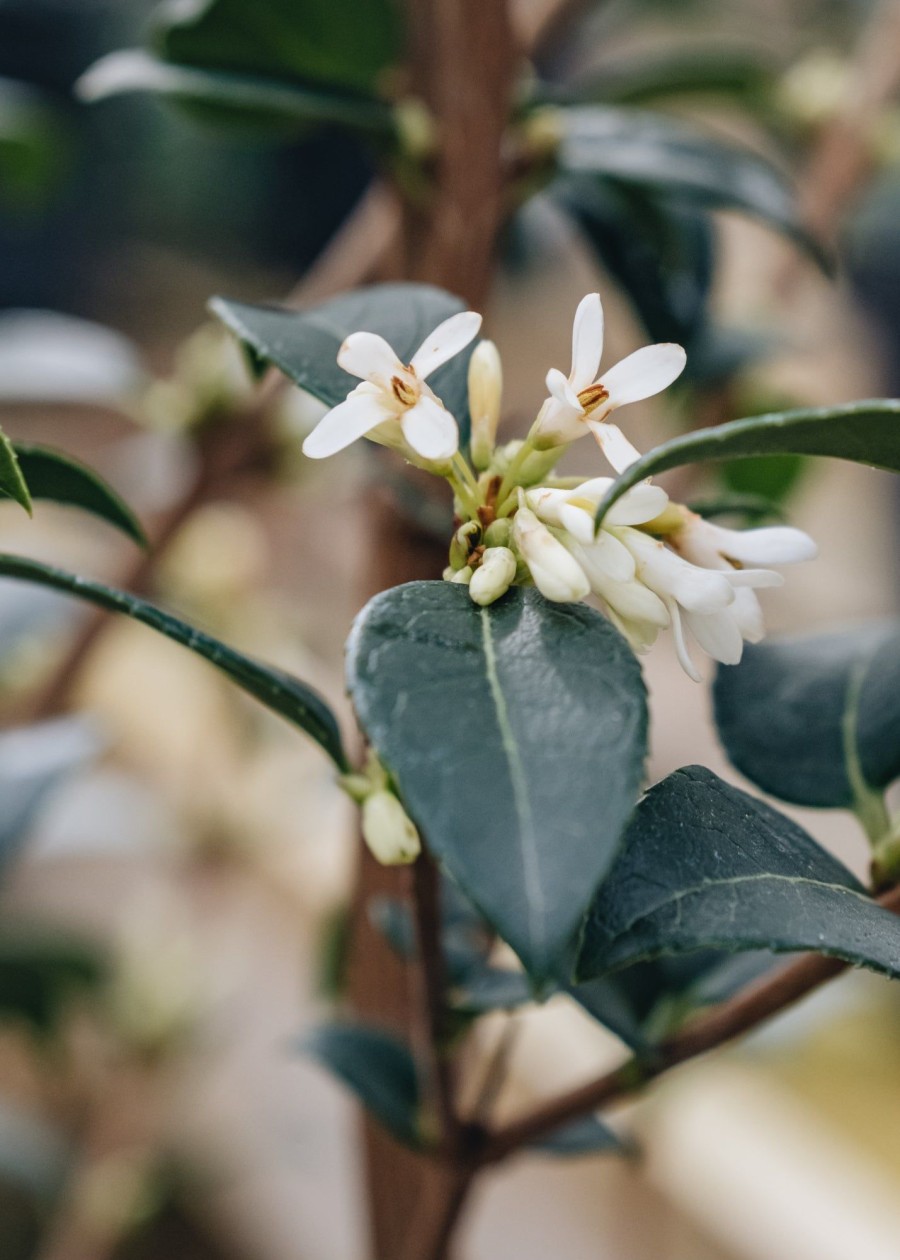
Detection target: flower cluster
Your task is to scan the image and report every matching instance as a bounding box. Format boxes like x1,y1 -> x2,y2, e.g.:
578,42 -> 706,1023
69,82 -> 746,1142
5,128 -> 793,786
303,293 -> 816,683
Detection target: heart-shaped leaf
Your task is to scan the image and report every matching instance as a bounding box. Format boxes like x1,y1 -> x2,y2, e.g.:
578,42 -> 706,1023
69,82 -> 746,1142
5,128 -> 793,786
713,623 -> 900,810
577,766 -> 900,981
301,1023 -> 421,1148
13,445 -> 146,546
594,399 -> 900,529
347,582 -> 648,981
211,284 -> 477,442
0,554 -> 347,769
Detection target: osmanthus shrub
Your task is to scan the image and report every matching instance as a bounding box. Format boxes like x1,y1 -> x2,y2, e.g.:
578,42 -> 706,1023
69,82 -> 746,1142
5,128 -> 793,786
3,281 -> 900,1157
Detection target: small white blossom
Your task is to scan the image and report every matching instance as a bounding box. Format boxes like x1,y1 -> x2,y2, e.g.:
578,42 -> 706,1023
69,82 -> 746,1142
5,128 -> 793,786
513,500 -> 590,603
469,545 -> 517,606
534,293 -> 686,470
468,339 -> 503,471
302,311 -> 481,462
361,790 -> 421,865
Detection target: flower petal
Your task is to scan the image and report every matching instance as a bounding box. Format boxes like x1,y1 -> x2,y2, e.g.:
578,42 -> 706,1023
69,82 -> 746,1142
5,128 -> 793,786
409,311 -> 482,379
605,481 -> 669,526
338,332 -> 404,385
533,396 -> 587,446
683,607 -> 745,666
731,588 -> 765,642
723,568 -> 784,589
546,366 -> 583,412
587,420 -> 643,473
400,395 -> 459,461
559,501 -> 597,545
599,343 -> 686,408
302,386 -> 393,459
714,524 -> 818,567
569,293 -> 604,390
666,598 -> 703,682
566,532 -> 636,584
621,528 -> 734,612
514,507 -> 590,602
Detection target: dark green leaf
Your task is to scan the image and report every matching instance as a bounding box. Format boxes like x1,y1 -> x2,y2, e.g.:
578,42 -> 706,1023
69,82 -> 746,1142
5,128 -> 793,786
687,493 -> 784,525
0,929 -> 103,1034
713,623 -> 900,809
556,106 -> 823,263
720,452 -> 808,507
594,399 -> 900,529
0,429 -> 30,514
568,45 -> 774,109
301,1023 -> 421,1148
533,1114 -> 632,1157
578,766 -> 900,981
151,0 -> 401,97
346,582 -> 648,981
0,554 -> 348,770
211,284 -> 478,443
13,446 -> 145,546
77,51 -> 392,136
452,967 -> 533,1014
0,719 -> 101,877
551,175 -> 714,351
0,78 -> 68,210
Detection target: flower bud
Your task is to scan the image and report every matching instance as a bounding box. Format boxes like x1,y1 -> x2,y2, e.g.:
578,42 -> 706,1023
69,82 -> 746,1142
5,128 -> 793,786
361,791 -> 421,866
451,565 -> 473,585
468,340 -> 503,471
513,504 -> 590,603
469,546 -> 517,606
483,518 -> 512,548
449,520 -> 481,569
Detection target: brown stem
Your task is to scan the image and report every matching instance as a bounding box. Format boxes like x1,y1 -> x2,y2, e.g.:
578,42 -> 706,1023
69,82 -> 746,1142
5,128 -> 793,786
395,1163 -> 477,1260
478,883 -> 900,1164
411,850 -> 459,1149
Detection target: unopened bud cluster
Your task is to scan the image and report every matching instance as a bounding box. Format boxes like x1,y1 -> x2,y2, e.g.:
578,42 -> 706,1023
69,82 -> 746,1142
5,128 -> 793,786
341,751 -> 421,866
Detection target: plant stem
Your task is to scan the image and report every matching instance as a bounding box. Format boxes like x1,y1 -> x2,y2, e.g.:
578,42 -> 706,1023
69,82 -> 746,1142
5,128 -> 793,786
477,882 -> 900,1164
410,851 -> 459,1149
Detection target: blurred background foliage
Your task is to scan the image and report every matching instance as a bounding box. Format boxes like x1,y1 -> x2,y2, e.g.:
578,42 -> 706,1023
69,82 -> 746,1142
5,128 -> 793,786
0,0 -> 899,1257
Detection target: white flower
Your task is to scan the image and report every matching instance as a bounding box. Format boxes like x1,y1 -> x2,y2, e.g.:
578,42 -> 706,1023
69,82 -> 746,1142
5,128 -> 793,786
468,339 -> 503,471
469,545 -> 517,606
617,526 -> 790,682
533,293 -> 686,471
513,501 -> 590,603
361,790 -> 421,865
302,311 -> 481,462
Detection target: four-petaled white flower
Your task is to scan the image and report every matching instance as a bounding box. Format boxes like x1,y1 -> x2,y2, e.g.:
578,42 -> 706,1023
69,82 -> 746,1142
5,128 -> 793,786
302,311 -> 481,462
534,293 -> 686,471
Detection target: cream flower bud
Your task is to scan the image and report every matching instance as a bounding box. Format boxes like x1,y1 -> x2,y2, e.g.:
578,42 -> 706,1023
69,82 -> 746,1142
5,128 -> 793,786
513,503 -> 590,603
469,546 -> 517,606
361,791 -> 421,866
468,340 -> 503,471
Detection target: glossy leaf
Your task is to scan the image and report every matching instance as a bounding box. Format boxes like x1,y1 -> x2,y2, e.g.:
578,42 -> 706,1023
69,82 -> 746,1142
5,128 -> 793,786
556,106 -> 822,262
714,623 -> 900,809
533,1114 -> 631,1157
568,45 -> 774,109
211,284 -> 477,442
594,399 -> 900,529
578,766 -> 900,981
0,554 -> 348,770
301,1023 -> 421,1148
78,51 -> 392,136
552,175 -> 714,352
13,446 -> 146,546
0,77 -> 66,210
347,582 -> 648,981
150,0 -> 401,97
0,429 -> 30,514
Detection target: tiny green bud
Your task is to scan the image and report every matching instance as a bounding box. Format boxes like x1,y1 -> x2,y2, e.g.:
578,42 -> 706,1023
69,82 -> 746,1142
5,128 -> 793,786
491,439 -> 524,476
484,518 -> 512,548
361,791 -> 421,865
468,340 -> 503,471
519,446 -> 563,487
469,546 -> 517,606
449,520 -> 481,569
